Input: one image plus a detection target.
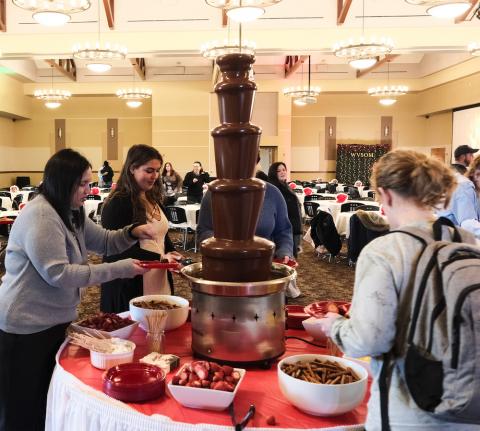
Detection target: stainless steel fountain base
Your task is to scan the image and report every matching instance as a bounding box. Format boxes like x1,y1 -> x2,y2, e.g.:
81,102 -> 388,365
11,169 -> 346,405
181,263 -> 295,366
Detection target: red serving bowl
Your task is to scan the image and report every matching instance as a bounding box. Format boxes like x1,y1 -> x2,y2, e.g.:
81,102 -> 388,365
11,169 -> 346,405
304,301 -> 351,318
286,305 -> 309,329
103,362 -> 166,402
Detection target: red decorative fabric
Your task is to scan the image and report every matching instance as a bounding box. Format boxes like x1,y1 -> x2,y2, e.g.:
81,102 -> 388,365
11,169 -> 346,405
60,324 -> 369,429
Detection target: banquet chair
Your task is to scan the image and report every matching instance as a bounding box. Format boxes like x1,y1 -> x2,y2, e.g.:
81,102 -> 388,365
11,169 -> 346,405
86,194 -> 101,200
356,204 -> 379,212
165,206 -> 191,250
326,184 -> 337,194
347,187 -> 361,199
340,202 -> 364,212
310,210 -> 343,263
293,188 -> 303,194
304,194 -> 321,201
304,201 -> 319,218
318,195 -> 335,200
12,195 -> 22,210
0,192 -> 11,200
367,191 -> 376,199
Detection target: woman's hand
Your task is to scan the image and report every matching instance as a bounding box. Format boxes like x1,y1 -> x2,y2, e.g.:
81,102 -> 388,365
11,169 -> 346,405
131,224 -> 156,240
163,251 -> 184,263
131,259 -> 150,275
317,312 -> 342,338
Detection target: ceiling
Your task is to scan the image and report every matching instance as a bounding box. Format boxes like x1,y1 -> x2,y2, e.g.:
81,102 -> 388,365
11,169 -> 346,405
0,0 -> 479,84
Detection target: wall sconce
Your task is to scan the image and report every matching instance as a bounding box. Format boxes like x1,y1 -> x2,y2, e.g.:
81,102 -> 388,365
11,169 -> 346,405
110,127 -> 115,138
328,125 -> 334,137
384,125 -> 390,137
57,127 -> 62,139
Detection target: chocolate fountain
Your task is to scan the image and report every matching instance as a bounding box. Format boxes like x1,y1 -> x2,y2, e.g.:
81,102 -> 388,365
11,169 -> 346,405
181,53 -> 295,366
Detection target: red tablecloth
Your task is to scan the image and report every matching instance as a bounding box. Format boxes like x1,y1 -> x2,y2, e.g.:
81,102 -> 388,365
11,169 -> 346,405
60,324 -> 369,429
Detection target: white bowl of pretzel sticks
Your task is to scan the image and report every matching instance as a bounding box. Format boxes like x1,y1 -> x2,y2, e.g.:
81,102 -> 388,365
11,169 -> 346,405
278,354 -> 368,416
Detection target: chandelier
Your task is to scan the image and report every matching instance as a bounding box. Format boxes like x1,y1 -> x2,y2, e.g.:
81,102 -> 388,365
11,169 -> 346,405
205,0 -> 282,23
13,0 -> 91,26
116,87 -> 152,109
34,64 -> 71,109
201,21 -> 256,59
283,56 -> 321,106
368,61 -> 408,106
468,42 -> 480,56
72,0 -> 126,72
404,1 -> 471,19
333,0 -> 394,70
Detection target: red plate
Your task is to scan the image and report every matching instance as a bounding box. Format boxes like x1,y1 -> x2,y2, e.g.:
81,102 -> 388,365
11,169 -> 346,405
103,363 -> 166,402
138,261 -> 179,269
273,258 -> 298,268
304,301 -> 351,318
286,305 -> 309,329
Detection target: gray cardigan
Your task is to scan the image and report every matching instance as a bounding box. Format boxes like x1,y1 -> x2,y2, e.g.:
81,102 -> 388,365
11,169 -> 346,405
0,195 -> 138,334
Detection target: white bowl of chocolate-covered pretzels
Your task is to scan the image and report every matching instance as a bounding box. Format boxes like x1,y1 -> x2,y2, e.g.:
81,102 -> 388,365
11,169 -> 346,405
277,354 -> 368,416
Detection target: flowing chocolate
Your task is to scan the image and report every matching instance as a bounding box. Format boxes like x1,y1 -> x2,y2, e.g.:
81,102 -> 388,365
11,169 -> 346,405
201,53 -> 274,282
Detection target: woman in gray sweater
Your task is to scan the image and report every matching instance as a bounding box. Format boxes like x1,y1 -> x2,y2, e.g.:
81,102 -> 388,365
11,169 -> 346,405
0,149 -> 154,431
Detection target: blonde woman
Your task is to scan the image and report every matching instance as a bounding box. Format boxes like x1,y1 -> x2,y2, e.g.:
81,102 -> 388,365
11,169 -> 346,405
318,150 -> 477,430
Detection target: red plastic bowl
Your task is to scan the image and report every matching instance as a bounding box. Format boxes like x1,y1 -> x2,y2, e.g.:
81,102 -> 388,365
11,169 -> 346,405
304,301 -> 351,319
286,305 -> 309,329
103,363 -> 166,402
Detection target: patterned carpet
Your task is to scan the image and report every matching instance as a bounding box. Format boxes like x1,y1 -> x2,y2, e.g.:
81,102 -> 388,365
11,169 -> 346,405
77,236 -> 356,320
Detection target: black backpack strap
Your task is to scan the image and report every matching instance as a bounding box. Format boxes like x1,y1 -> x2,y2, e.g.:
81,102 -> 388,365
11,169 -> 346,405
380,353 -> 392,431
433,217 -> 462,242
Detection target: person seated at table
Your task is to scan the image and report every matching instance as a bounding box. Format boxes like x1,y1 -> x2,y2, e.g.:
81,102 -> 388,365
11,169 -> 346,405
183,161 -> 210,203
317,150 -> 478,430
267,162 -> 302,258
100,144 -> 183,314
161,162 -> 183,206
197,181 -> 294,265
0,148 -> 156,431
100,160 -> 114,188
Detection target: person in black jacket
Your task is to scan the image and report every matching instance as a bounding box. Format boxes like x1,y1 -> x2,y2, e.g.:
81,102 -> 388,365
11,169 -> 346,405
267,162 -> 303,257
100,160 -> 114,187
100,145 -> 182,313
183,161 -> 210,203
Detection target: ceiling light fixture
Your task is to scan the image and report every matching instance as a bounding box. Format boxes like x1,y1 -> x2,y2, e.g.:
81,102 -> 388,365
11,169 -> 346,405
72,0 -> 126,73
283,56 -> 321,107
405,1 -> 471,19
468,42 -> 480,56
368,60 -> 408,106
201,21 -> 256,59
34,64 -> 71,109
333,0 -> 394,70
13,0 -> 91,26
117,67 -> 152,109
205,0 -> 282,23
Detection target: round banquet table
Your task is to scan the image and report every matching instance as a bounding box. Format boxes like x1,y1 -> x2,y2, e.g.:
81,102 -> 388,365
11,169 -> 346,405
46,324 -> 369,431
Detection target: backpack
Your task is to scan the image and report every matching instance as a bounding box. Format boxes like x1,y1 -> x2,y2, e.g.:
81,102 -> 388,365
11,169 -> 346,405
380,217 -> 480,430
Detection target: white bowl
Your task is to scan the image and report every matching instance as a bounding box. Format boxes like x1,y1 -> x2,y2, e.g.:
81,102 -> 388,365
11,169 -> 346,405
71,319 -> 139,340
278,354 -> 368,416
302,317 -> 328,344
90,339 -> 136,370
129,295 -> 189,331
167,368 -> 246,411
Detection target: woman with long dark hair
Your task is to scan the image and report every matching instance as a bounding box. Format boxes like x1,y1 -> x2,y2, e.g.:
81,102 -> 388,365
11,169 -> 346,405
267,162 -> 302,257
101,144 -> 182,313
183,161 -> 210,203
161,162 -> 183,206
0,148 -> 154,431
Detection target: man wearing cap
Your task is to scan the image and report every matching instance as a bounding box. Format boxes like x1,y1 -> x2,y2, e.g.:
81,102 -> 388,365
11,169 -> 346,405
439,144 -> 480,237
452,145 -> 478,174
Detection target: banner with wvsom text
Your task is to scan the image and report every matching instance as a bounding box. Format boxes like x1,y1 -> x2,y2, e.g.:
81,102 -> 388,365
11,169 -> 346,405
336,144 -> 390,185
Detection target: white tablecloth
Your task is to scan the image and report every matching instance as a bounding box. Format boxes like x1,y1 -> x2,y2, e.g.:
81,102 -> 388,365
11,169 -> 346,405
175,204 -> 200,230
0,197 -> 12,210
0,210 -> 19,218
83,199 -> 102,216
317,200 -> 380,224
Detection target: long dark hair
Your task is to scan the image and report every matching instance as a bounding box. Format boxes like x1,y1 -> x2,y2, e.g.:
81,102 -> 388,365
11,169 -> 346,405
267,162 -> 293,195
40,148 -> 91,232
161,162 -> 178,177
111,144 -> 163,223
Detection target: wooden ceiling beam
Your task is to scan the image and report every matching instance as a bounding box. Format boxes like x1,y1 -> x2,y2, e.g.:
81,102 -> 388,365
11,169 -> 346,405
455,0 -> 479,23
103,0 -> 114,29
45,59 -> 77,81
130,58 -> 146,80
337,0 -> 353,25
0,0 -> 6,32
356,54 -> 399,78
284,55 -> 308,78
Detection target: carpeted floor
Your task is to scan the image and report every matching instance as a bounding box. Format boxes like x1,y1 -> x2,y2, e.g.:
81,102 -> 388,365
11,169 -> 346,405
77,236 -> 356,320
